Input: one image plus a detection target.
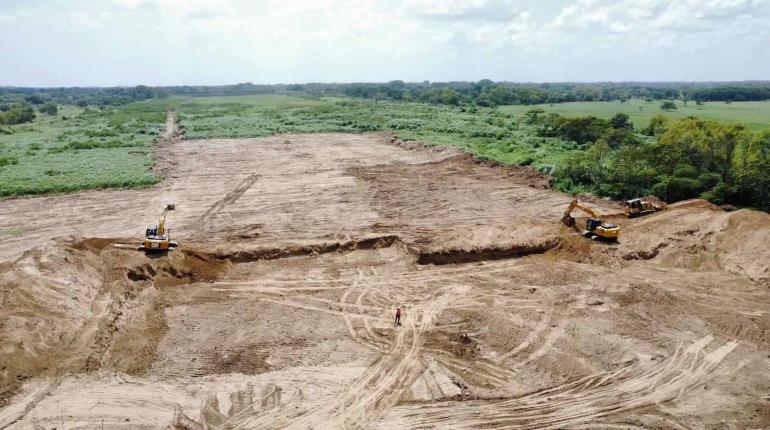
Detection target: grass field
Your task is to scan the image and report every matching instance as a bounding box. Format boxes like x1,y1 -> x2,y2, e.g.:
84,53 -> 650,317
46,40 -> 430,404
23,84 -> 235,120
2,94 -> 769,198
499,99 -> 770,131
0,100 -> 172,197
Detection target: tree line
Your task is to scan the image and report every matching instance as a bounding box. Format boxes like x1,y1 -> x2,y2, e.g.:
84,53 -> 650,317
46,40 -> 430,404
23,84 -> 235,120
4,81 -> 770,111
531,111 -> 770,211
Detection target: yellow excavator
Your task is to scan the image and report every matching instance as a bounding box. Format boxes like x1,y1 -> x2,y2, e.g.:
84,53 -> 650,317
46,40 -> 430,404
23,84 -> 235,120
562,199 -> 621,242
140,204 -> 177,252
623,198 -> 665,218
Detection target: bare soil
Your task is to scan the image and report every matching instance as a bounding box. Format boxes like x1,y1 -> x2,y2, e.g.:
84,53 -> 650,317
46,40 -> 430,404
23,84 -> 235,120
1,125 -> 769,429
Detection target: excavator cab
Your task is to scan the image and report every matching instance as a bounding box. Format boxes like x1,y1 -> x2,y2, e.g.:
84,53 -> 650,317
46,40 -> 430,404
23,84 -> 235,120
586,218 -> 619,241
626,199 -> 642,210
140,204 -> 178,252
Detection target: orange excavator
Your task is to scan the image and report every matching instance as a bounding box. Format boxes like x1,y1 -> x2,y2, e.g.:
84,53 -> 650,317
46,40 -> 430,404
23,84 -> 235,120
140,204 -> 177,252
562,199 -> 621,242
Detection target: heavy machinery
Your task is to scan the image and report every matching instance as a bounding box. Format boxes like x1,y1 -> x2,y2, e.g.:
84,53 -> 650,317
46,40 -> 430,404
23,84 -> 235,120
561,199 -> 621,241
140,204 -> 177,252
624,198 -> 664,218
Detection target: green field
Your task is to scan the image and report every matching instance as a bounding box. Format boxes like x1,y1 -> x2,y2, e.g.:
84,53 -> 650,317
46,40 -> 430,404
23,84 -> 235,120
2,94 -> 768,198
0,100 -> 172,197
499,99 -> 770,132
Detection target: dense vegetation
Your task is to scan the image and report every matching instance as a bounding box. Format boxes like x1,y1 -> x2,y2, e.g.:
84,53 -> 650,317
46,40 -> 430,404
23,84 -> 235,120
500,99 -> 770,132
0,86 -> 163,111
1,92 -> 767,211
0,101 -> 169,196
0,103 -> 36,125
543,113 -> 770,211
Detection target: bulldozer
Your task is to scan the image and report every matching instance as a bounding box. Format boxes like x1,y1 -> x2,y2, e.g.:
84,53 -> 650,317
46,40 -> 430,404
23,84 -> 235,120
561,199 -> 620,242
623,198 -> 664,218
140,204 -> 177,252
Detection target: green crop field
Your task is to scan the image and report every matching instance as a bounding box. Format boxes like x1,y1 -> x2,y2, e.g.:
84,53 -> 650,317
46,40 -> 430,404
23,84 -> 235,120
0,100 -> 172,197
2,94 -> 768,199
499,99 -> 770,132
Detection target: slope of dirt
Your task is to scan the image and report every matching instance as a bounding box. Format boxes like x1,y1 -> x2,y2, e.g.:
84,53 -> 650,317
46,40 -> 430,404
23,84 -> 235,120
1,131 -> 769,429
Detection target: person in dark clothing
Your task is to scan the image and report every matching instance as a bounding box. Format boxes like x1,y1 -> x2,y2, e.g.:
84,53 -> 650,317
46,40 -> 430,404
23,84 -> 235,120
395,307 -> 402,326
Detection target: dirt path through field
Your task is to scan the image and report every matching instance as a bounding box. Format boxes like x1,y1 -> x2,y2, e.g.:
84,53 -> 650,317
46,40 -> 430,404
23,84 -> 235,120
1,129 -> 769,429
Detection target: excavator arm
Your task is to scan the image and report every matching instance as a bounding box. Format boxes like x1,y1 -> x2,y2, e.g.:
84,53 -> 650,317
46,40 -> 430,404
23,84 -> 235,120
561,199 -> 601,226
157,204 -> 175,236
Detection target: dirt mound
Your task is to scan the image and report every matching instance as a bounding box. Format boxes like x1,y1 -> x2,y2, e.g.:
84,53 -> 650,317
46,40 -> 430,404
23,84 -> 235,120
0,238 -> 231,405
386,133 -> 553,189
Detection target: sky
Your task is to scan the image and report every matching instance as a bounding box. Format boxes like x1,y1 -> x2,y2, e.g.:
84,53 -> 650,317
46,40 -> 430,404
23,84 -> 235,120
1,0 -> 769,86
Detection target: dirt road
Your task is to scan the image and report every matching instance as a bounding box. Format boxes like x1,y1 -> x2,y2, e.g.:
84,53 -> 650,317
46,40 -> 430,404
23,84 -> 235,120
1,125 -> 769,429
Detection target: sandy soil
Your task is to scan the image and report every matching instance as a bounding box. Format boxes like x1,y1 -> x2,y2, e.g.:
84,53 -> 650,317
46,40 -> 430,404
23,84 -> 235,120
1,119 -> 769,429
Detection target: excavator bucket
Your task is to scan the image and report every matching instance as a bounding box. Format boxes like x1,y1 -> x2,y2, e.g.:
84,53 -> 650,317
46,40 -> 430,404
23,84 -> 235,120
561,214 -> 576,227
166,204 -> 175,211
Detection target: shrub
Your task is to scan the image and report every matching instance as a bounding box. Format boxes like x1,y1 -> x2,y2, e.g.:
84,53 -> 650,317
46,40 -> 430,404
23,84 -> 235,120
0,155 -> 19,167
660,101 -> 677,111
653,176 -> 703,202
673,164 -> 699,178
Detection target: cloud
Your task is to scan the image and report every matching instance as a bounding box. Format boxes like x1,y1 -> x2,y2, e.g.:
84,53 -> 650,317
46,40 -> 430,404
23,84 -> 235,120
0,0 -> 768,85
542,0 -> 770,52
402,0 -> 520,21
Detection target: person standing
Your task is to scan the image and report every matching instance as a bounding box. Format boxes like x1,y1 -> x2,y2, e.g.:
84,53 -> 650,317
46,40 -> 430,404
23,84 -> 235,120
394,307 -> 402,326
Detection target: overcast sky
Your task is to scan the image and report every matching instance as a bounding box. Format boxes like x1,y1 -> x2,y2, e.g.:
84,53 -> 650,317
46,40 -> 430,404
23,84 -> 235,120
1,0 -> 769,86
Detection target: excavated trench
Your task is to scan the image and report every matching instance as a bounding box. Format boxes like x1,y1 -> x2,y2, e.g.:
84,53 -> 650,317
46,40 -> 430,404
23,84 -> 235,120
415,239 -> 560,265
181,235 -> 560,267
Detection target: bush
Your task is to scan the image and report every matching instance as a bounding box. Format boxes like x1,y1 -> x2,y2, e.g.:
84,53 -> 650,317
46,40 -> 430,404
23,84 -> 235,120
0,154 -> 19,167
653,176 -> 704,202
700,181 -> 735,205
735,160 -> 770,210
518,156 -> 535,166
0,103 -> 36,125
697,172 -> 722,190
39,102 -> 58,116
660,101 -> 677,111
673,164 -> 699,178
610,113 -> 633,130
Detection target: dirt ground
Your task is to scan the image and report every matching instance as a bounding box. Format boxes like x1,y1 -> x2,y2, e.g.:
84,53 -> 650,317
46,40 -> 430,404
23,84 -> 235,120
1,124 -> 769,429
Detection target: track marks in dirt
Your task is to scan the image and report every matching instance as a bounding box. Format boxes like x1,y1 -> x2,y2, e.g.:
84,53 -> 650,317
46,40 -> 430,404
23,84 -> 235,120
379,336 -> 738,429
191,173 -> 260,237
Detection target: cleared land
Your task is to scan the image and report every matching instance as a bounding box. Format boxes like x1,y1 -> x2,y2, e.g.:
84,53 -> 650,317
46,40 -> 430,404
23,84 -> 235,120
1,125 -> 769,428
499,99 -> 770,132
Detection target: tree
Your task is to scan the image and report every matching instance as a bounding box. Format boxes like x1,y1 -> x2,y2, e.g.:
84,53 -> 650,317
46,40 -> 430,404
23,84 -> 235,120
39,102 -> 58,115
25,94 -> 45,105
660,101 -> 677,111
524,108 -> 545,124
610,113 -> 633,130
0,103 -> 36,125
643,114 -> 668,137
741,129 -> 770,164
735,160 -> 770,210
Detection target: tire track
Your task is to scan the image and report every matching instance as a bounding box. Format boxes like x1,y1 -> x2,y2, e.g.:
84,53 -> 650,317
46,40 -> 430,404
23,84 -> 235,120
189,172 -> 260,237
377,337 -> 738,429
